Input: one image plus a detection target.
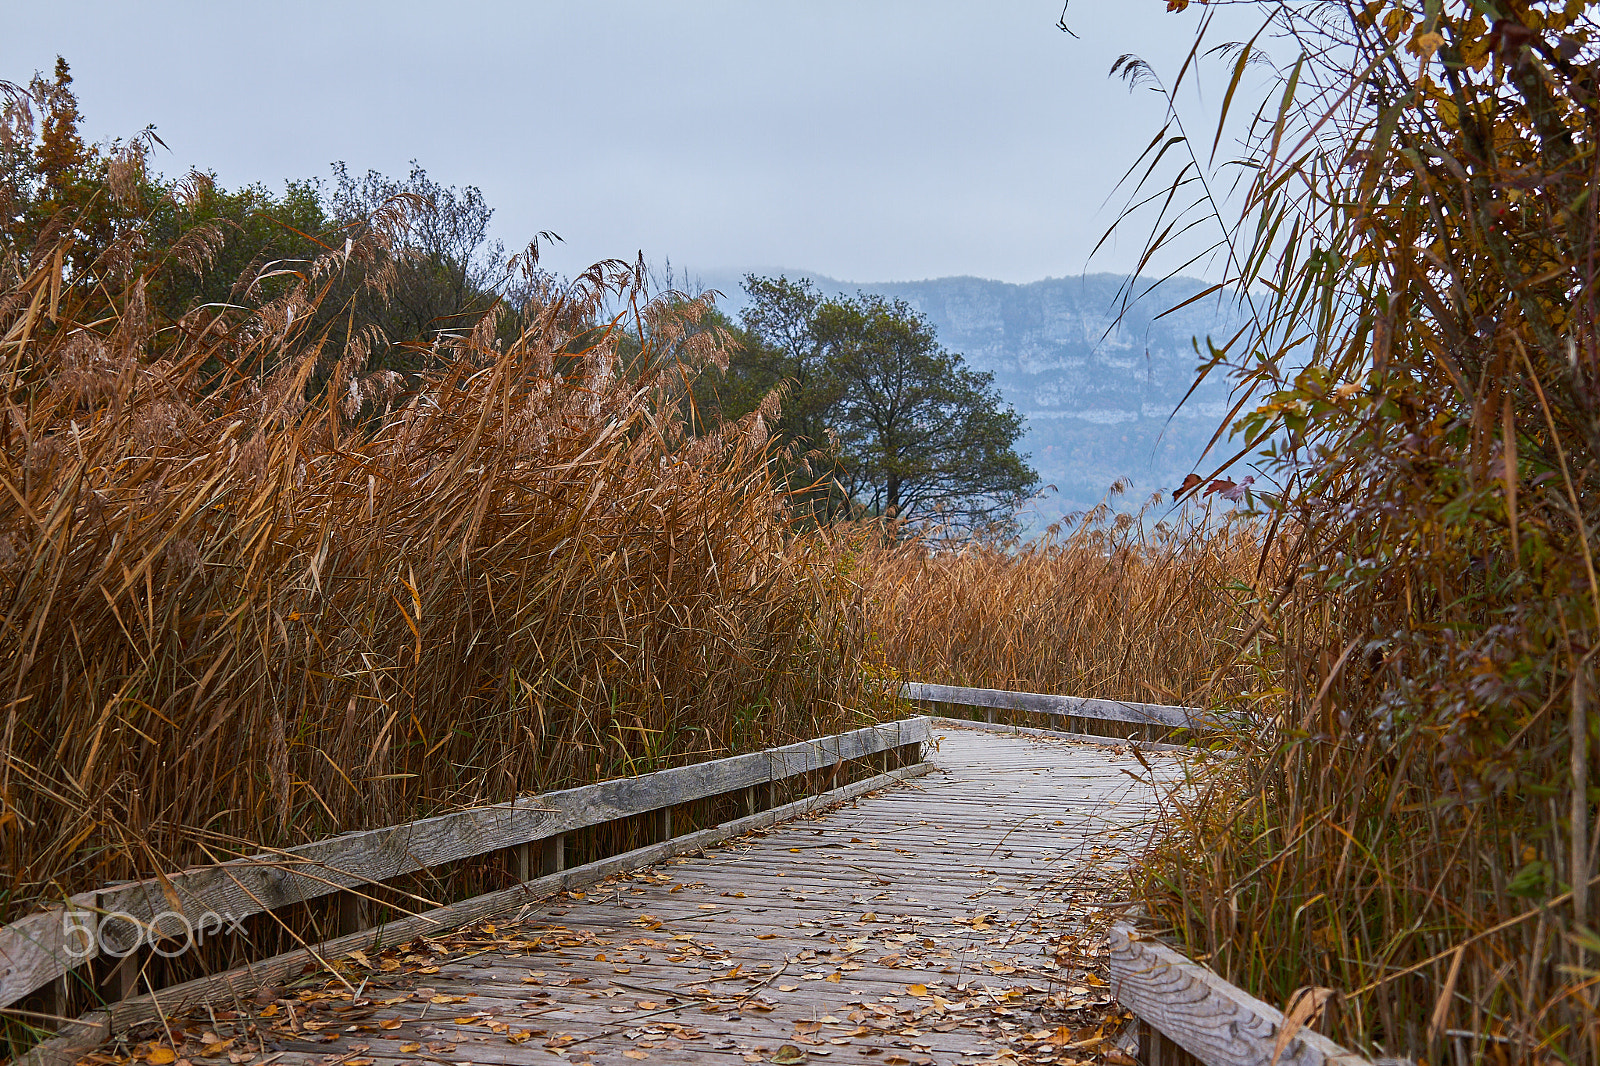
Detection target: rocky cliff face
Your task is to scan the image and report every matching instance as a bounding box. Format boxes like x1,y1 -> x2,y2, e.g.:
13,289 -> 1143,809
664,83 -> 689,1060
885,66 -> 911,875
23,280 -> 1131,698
704,271 -> 1251,528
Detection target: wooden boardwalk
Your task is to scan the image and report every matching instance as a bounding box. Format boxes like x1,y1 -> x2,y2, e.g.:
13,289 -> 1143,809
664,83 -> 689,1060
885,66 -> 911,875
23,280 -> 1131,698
89,726 -> 1188,1066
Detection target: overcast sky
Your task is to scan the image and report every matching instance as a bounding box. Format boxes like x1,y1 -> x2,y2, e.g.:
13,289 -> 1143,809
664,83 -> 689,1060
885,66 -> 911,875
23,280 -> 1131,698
3,2 -> 1267,285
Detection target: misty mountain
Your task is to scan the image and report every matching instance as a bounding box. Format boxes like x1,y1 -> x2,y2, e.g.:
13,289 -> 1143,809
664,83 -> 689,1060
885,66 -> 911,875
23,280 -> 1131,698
701,271 -> 1253,529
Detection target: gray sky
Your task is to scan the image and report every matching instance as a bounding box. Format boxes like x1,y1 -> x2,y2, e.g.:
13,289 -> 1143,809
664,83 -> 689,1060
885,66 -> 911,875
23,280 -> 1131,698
4,2 -> 1265,285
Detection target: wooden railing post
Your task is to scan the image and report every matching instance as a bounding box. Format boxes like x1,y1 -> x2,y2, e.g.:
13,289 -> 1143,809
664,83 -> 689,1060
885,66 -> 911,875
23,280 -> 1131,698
338,891 -> 370,937
540,834 -> 565,876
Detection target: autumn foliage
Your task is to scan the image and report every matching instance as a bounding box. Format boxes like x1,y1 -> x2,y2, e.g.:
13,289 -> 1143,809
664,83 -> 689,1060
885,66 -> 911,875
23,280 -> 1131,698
1120,0 -> 1600,1061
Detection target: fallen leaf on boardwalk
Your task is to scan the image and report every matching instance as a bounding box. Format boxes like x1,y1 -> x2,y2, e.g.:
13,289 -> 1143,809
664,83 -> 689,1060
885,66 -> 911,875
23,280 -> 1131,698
771,1045 -> 807,1065
794,1021 -> 822,1034
698,904 -> 719,910
825,972 -> 841,983
344,1059 -> 374,1065
1103,1052 -> 1137,1065
905,984 -> 928,997
379,1019 -> 402,1030
637,1000 -> 663,1009
623,1052 -> 649,1060
146,1049 -> 176,1065
757,933 -> 779,940
779,984 -> 799,992
398,1044 -> 421,1053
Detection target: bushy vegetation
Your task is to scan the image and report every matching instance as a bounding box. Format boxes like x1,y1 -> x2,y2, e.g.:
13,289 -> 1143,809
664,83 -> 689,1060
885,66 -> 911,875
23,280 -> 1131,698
1097,0 -> 1600,1060
0,68 -> 893,930
854,493 -> 1271,711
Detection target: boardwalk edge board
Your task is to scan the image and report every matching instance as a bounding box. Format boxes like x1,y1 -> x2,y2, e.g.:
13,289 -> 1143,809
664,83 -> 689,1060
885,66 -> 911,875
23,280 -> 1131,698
1107,923 -> 1385,1066
17,763 -> 935,1066
899,682 -> 1226,730
0,719 -> 930,1010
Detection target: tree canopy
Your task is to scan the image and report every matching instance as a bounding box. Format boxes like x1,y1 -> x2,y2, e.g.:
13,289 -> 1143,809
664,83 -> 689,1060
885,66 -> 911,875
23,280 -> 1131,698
703,275 -> 1038,536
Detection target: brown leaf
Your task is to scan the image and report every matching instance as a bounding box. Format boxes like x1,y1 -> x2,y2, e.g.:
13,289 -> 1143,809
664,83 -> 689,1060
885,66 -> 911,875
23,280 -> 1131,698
1271,986 -> 1335,1066
771,1045 -> 807,1065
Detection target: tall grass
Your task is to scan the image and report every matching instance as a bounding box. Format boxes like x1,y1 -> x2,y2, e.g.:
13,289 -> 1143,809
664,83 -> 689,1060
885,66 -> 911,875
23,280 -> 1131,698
855,497 -> 1272,711
0,186 -> 886,928
1095,3 -> 1600,1061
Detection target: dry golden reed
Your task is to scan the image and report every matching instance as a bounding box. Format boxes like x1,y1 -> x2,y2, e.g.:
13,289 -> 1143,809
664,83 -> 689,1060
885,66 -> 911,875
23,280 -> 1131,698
854,497 -> 1271,711
0,196 -> 887,925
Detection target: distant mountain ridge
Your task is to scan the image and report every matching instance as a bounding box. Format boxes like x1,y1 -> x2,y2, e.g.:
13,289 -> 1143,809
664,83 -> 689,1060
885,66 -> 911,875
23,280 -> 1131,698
697,271 -> 1250,528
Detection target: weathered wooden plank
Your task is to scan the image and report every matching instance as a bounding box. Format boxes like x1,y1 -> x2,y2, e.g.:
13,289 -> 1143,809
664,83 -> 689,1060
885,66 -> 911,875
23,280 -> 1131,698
1107,923 -> 1373,1066
18,762 -> 934,1066
903,683 -> 1221,729
0,718 -> 931,1008
925,715 -> 1207,753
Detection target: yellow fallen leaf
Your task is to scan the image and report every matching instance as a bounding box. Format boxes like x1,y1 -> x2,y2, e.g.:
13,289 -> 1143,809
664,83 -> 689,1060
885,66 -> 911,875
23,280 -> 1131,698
905,984 -> 929,997
379,1019 -> 402,1030
624,1051 -> 650,1060
506,1032 -> 532,1045
825,972 -> 841,984
398,1044 -> 422,1053
146,1048 -> 177,1065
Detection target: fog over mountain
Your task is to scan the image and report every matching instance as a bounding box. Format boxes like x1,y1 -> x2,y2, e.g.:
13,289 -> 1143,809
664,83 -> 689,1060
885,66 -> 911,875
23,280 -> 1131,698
700,272 -> 1253,529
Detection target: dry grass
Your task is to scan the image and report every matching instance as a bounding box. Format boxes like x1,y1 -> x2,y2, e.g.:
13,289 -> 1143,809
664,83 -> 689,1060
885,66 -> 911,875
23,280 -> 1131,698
0,198 -> 889,933
853,497 -> 1271,711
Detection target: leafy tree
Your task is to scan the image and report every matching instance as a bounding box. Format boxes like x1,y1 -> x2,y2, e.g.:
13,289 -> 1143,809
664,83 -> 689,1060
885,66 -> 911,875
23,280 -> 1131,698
816,292 -> 1037,530
323,161 -> 509,365
712,275 -> 1037,534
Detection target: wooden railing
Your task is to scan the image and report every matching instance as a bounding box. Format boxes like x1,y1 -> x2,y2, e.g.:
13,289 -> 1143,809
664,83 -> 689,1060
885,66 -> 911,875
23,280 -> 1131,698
900,681 -> 1225,731
4,688 -> 1387,1066
1,718 -> 930,1019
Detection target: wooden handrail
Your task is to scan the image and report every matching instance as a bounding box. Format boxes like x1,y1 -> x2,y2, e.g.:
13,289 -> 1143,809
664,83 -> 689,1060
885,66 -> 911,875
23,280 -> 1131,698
899,681 -> 1225,730
1108,923 -> 1383,1066
0,718 -> 930,1010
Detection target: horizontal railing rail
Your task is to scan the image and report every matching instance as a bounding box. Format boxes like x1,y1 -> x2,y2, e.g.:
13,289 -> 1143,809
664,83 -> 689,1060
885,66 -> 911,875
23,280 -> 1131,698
1108,923 -> 1382,1066
899,681 -> 1226,730
0,718 -> 930,1012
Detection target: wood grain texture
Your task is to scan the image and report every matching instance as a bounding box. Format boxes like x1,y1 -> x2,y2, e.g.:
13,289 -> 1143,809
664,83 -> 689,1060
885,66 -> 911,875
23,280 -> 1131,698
902,682 -> 1222,729
18,762 -> 935,1066
34,727 -> 1179,1066
0,719 -> 931,1008
1107,923 -> 1373,1066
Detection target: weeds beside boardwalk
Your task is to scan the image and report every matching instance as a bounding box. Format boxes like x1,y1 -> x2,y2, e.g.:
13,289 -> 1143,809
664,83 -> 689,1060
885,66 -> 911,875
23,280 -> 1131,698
0,206 -> 886,928
855,501 -> 1270,711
